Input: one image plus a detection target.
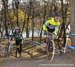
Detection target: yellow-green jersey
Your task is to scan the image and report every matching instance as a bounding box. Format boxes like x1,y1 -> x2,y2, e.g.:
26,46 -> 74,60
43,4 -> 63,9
43,17 -> 60,32
43,17 -> 60,31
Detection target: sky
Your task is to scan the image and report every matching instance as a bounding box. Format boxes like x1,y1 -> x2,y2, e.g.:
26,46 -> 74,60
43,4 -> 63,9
0,0 -> 68,11
0,0 -> 67,5
0,0 -> 65,5
8,0 -> 28,4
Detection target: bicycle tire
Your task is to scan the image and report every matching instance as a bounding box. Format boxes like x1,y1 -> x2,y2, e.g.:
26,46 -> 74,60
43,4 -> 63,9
46,39 -> 55,62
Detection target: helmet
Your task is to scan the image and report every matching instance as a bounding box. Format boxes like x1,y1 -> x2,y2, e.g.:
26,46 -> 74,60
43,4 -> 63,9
15,26 -> 20,30
15,26 -> 19,29
54,12 -> 60,17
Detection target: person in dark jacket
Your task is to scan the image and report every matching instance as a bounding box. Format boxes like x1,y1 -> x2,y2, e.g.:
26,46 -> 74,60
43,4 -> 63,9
13,26 -> 23,58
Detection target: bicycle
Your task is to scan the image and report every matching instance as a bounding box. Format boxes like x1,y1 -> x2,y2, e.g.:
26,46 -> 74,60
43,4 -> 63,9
45,32 -> 55,62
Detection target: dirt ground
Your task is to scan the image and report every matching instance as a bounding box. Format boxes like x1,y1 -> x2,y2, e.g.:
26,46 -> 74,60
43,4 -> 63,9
0,49 -> 75,67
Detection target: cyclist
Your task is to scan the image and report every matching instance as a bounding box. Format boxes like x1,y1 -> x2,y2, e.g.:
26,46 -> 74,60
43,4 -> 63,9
13,26 -> 23,58
42,15 -> 61,61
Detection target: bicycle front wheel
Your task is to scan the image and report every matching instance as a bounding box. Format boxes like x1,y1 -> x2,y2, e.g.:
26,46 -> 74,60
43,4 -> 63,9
46,40 -> 55,62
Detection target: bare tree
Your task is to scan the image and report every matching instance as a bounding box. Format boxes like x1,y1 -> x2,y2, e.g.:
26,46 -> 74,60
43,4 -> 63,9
40,0 -> 48,42
25,0 -> 32,38
2,0 -> 9,38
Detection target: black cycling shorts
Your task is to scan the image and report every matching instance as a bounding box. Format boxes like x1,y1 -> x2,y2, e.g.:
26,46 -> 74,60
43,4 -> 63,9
47,26 -> 55,32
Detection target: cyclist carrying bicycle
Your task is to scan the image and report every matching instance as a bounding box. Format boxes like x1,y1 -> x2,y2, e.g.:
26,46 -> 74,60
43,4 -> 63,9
13,26 -> 23,58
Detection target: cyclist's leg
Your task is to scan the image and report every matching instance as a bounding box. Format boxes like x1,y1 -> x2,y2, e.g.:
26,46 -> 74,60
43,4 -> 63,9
15,43 -> 18,57
19,44 -> 22,57
15,48 -> 17,57
64,35 -> 71,53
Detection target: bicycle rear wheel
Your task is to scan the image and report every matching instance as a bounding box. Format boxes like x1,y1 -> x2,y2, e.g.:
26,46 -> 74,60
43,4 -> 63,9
46,40 -> 55,62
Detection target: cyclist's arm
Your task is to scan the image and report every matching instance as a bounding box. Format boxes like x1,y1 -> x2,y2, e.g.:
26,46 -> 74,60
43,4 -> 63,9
20,32 -> 24,44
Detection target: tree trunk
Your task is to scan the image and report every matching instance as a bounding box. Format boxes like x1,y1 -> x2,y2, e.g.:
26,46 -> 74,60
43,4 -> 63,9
2,0 -> 9,38
70,0 -> 75,33
70,0 -> 75,46
15,0 -> 19,27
